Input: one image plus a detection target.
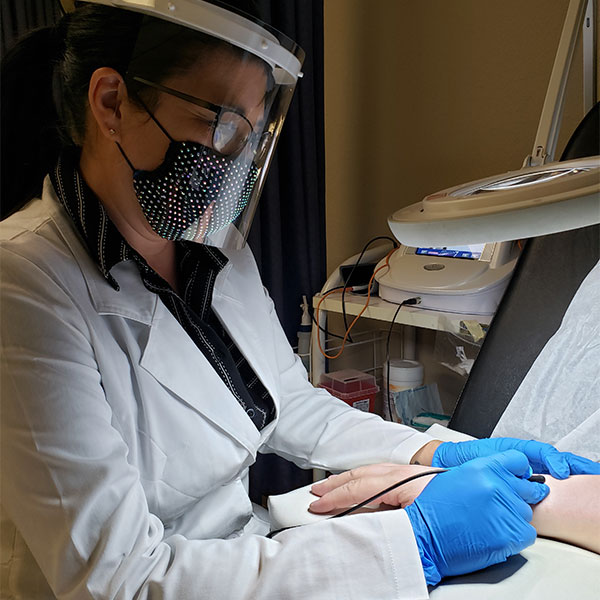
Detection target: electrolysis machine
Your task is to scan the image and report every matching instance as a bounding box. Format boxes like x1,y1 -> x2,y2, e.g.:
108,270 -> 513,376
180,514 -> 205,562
374,241 -> 519,315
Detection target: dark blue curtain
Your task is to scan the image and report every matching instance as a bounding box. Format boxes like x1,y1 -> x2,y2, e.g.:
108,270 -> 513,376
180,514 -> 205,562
247,0 -> 326,345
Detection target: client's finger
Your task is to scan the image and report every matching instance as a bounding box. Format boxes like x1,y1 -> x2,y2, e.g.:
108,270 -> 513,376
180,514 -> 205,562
311,464 -> 400,497
309,475 -> 388,513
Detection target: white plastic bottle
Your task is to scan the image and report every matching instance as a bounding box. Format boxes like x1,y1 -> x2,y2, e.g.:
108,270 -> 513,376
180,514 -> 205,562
297,295 -> 311,374
382,359 -> 424,422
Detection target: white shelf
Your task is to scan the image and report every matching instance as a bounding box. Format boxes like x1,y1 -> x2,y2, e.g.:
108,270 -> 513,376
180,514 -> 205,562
313,291 -> 491,335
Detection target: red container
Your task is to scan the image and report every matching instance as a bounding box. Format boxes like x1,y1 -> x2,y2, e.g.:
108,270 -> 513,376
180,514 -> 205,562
319,369 -> 379,413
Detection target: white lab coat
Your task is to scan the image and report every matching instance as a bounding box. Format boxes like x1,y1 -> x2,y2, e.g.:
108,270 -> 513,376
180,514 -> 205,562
0,178 -> 432,600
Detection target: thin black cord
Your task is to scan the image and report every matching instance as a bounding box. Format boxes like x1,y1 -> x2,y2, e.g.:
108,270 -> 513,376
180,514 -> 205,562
266,468 -> 447,538
313,238 -> 399,348
341,236 -> 398,343
311,312 -> 345,340
311,285 -> 347,342
312,292 -> 421,416
333,468 -> 447,518
385,297 -> 421,422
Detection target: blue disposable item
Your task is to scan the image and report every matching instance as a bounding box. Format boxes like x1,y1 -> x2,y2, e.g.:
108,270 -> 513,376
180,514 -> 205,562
410,412 -> 450,432
432,437 -> 600,479
405,451 -> 549,587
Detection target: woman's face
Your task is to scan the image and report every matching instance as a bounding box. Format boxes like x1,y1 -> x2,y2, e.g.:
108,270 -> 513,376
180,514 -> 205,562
120,48 -> 268,171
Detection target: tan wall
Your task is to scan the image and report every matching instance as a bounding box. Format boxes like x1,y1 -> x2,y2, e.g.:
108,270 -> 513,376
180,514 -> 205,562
324,0 -> 597,274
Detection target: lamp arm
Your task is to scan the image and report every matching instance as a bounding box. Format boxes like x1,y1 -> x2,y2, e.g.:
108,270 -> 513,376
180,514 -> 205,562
524,0 -> 589,168
583,0 -> 597,113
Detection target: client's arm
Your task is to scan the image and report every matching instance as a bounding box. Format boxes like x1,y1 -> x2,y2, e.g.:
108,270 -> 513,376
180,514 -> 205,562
530,474 -> 600,553
310,464 -> 600,554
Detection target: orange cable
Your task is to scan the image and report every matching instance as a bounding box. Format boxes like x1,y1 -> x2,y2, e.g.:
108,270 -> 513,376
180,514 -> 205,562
316,247 -> 397,360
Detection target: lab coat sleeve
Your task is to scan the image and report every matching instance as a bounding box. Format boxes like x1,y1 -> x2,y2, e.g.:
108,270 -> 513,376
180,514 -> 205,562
261,290 -> 434,470
0,248 -> 429,599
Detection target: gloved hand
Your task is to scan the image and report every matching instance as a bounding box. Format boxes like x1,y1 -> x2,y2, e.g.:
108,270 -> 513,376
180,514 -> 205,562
432,437 -> 600,479
405,450 -> 549,587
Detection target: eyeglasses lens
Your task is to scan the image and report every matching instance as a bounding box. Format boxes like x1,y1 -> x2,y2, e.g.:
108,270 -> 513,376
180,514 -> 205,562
214,111 -> 251,156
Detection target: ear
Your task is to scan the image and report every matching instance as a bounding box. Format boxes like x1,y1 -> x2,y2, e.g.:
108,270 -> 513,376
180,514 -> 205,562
87,67 -> 127,142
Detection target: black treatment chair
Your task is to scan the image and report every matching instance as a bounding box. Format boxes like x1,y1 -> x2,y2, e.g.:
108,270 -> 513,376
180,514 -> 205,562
448,102 -> 600,438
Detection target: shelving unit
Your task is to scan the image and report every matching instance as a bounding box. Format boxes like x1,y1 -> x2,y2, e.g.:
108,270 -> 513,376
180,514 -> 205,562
310,290 -> 491,387
314,292 -> 491,332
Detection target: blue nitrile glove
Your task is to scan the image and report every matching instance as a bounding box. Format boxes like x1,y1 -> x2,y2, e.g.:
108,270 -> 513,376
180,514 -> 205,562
432,437 -> 600,479
405,450 -> 549,587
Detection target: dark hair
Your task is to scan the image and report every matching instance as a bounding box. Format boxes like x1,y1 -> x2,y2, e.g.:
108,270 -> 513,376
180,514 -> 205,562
0,2 -> 262,219
2,6 -> 139,217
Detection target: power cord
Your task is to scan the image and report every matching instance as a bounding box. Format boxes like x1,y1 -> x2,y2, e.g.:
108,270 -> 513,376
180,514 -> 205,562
332,468 -> 447,518
341,236 -> 398,343
385,297 -> 421,422
310,286 -> 353,342
315,247 -> 398,360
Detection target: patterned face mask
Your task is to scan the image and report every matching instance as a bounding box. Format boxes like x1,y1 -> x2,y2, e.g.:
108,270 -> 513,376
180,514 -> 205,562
130,140 -> 258,242
117,107 -> 259,243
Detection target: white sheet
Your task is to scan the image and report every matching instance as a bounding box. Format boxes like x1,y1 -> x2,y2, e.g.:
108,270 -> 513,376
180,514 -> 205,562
493,260 -> 600,460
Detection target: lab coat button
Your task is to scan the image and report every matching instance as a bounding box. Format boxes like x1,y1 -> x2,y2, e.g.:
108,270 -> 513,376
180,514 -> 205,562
246,408 -> 255,418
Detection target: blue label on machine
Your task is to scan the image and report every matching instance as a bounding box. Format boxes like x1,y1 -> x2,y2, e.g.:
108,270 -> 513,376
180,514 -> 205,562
416,244 -> 484,260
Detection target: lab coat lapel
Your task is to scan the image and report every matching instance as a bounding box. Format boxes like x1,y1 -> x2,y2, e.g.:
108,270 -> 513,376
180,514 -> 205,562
87,263 -> 261,454
212,250 -> 280,435
139,299 -> 261,453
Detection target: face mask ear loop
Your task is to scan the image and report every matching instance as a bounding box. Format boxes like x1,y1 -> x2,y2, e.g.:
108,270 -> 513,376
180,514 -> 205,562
114,141 -> 135,171
114,88 -> 175,172
134,92 -> 175,143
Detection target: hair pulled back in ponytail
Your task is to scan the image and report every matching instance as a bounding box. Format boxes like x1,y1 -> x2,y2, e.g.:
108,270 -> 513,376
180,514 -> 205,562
1,6 -> 145,218
1,22 -> 68,218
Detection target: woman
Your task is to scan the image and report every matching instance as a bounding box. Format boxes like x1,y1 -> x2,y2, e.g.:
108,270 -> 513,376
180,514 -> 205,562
1,2 -> 598,598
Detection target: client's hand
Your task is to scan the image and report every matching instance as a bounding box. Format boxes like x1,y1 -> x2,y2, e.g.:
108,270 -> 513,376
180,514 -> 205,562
432,437 -> 600,479
311,463 -> 600,556
309,463 -> 437,513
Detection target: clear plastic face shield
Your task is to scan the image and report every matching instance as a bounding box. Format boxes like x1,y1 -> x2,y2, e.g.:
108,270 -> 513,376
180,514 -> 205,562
75,0 -> 304,249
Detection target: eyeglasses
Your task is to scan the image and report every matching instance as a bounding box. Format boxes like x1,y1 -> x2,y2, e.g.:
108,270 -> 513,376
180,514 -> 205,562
129,75 -> 255,157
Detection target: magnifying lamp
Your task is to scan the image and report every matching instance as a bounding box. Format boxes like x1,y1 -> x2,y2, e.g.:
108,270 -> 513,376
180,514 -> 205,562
389,0 -> 600,247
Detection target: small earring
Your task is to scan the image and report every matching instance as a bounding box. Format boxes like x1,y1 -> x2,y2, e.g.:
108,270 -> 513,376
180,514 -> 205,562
109,128 -> 116,135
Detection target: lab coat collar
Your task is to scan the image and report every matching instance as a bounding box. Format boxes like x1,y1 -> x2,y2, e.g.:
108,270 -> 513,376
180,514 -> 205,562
44,178 -> 278,450
44,178 -> 157,325
137,260 -> 280,450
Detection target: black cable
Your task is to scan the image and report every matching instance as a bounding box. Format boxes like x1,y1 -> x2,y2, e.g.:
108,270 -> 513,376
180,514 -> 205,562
310,285 -> 347,342
310,311 -> 346,341
332,468 -> 447,518
385,297 -> 421,422
386,303 -> 404,422
341,236 -> 398,343
312,238 -> 399,347
266,468 -> 447,538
